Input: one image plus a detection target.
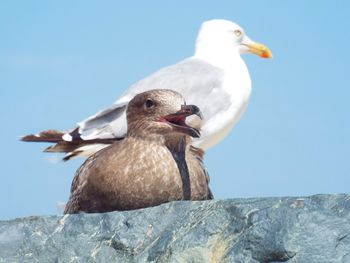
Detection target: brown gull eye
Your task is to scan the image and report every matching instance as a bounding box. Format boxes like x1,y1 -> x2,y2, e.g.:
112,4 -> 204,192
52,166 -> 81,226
145,98 -> 154,109
234,29 -> 242,37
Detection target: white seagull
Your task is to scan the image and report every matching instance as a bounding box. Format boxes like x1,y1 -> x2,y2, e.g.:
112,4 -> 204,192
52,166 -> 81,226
22,19 -> 272,160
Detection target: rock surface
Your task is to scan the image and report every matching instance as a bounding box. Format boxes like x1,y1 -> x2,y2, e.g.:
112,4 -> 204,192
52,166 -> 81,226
1,194 -> 350,262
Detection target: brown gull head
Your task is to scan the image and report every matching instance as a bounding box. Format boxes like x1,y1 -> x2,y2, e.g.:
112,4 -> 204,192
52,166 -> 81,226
126,89 -> 201,139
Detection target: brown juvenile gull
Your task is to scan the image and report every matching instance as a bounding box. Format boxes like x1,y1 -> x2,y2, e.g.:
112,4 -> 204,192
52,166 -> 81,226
64,89 -> 212,214
21,19 -> 272,161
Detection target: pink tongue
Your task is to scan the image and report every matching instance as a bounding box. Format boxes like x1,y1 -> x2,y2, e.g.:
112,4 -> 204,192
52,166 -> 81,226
165,115 -> 185,125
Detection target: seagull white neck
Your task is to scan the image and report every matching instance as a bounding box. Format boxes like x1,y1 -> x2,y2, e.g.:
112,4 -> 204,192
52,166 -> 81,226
193,45 -> 243,70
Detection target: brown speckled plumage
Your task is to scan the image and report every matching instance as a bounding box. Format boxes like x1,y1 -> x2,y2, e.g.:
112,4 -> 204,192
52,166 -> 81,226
64,89 -> 212,214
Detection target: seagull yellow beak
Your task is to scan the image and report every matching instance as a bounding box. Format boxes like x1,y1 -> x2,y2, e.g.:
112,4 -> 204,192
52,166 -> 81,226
245,42 -> 273,58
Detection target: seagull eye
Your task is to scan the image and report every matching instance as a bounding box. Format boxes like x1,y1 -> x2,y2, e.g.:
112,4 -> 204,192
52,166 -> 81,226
144,98 -> 154,109
234,29 -> 242,37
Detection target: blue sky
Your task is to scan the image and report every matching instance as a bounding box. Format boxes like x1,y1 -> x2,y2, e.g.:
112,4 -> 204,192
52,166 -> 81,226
1,1 -> 349,220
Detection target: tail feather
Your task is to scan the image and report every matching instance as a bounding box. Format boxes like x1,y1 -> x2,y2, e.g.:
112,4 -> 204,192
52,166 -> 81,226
21,130 -> 65,143
22,129 -> 122,161
44,141 -> 80,153
63,150 -> 83,162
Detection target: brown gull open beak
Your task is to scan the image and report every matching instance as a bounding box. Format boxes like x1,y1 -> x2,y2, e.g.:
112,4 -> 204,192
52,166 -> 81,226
158,105 -> 202,138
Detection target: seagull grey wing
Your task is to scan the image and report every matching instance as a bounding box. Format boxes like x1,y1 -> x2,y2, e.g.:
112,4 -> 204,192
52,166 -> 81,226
122,58 -> 229,115
75,102 -> 128,140
57,101 -> 129,160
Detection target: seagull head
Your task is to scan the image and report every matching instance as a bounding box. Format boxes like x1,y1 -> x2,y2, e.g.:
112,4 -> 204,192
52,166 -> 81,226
127,89 -> 201,139
195,19 -> 272,64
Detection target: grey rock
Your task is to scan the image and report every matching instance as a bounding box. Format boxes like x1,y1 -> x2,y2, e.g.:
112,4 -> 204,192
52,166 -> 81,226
1,194 -> 350,262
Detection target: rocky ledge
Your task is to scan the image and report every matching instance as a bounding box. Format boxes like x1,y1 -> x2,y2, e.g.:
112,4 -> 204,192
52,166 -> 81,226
1,194 -> 350,262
